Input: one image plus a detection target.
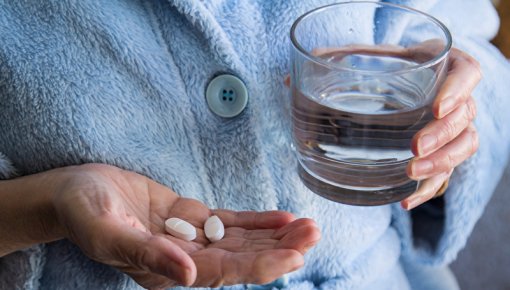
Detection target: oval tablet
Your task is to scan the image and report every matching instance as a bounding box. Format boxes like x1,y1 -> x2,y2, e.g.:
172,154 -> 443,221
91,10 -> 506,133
165,217 -> 196,241
204,215 -> 225,242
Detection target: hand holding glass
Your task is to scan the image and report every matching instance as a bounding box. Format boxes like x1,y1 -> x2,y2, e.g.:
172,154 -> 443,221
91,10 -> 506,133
290,2 -> 452,205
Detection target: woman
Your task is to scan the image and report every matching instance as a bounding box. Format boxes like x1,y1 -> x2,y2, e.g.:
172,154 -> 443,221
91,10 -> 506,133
0,0 -> 508,289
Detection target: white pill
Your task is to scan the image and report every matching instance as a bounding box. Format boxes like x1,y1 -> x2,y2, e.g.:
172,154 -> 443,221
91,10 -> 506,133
204,215 -> 225,242
164,217 -> 196,241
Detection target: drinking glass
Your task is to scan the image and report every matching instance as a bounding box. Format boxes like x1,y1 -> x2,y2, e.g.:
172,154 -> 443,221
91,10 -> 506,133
290,2 -> 452,205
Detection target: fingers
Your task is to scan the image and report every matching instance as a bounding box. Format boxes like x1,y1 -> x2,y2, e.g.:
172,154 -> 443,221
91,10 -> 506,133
208,218 -> 320,252
274,220 -> 321,255
207,238 -> 278,252
191,248 -> 304,287
407,125 -> 479,180
102,219 -> 197,286
405,48 -> 480,209
212,210 -> 295,230
411,97 -> 476,156
433,48 -> 482,119
401,170 -> 452,210
224,227 -> 276,240
272,218 -> 319,238
223,219 -> 318,241
210,219 -> 320,255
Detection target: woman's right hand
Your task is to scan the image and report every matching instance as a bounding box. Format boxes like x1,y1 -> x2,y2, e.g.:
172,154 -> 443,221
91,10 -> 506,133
49,163 -> 320,289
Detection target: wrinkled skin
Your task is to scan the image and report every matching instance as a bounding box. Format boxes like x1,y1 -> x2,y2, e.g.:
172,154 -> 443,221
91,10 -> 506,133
52,164 -> 321,289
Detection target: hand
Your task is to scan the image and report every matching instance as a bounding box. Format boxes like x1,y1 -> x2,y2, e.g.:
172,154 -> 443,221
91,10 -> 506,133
51,164 -> 320,289
401,47 -> 481,210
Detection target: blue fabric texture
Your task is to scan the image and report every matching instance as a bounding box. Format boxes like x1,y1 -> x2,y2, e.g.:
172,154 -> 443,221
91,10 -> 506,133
0,0 -> 508,289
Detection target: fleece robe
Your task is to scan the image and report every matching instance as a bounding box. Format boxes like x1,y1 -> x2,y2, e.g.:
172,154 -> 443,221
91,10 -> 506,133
0,0 -> 508,289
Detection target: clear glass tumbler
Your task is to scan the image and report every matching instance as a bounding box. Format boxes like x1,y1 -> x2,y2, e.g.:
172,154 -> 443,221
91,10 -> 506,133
290,2 -> 452,205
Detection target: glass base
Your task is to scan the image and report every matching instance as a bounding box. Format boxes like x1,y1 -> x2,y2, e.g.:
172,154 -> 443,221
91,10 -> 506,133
298,163 -> 417,206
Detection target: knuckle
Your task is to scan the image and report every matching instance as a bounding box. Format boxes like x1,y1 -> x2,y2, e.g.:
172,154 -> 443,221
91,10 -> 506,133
466,98 -> 477,120
420,183 -> 438,201
432,153 -> 454,173
430,158 -> 443,173
445,153 -> 456,171
468,56 -> 482,71
464,54 -> 482,81
440,118 -> 458,140
454,49 -> 482,82
471,130 -> 480,155
475,65 -> 482,82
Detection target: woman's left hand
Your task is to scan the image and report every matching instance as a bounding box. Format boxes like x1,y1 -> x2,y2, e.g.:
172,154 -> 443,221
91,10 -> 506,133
401,47 -> 481,210
284,44 -> 481,210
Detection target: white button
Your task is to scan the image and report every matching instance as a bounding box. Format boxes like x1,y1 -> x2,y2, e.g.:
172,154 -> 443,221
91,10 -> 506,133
206,74 -> 248,118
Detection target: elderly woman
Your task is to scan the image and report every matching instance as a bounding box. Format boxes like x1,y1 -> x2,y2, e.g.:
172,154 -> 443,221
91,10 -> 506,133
0,0 -> 508,289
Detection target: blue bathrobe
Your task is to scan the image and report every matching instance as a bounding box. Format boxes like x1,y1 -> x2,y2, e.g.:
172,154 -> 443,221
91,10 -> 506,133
0,0 -> 509,289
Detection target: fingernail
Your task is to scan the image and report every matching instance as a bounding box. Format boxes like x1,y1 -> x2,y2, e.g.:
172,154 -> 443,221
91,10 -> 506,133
418,134 -> 436,155
412,160 -> 433,177
439,97 -> 456,118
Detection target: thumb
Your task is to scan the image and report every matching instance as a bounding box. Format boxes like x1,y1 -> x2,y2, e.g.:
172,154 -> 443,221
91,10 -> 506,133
102,219 -> 197,286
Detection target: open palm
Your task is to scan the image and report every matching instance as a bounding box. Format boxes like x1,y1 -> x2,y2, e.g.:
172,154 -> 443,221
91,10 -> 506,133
51,164 -> 320,289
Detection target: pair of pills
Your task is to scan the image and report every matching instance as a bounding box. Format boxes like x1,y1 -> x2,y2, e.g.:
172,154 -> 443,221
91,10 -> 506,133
164,215 -> 224,242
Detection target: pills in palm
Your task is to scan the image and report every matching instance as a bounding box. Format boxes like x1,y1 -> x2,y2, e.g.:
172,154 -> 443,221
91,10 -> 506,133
204,215 -> 225,242
164,217 -> 197,241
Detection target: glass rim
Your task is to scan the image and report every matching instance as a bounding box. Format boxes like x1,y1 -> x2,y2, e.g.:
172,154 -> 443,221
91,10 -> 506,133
290,1 -> 453,75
